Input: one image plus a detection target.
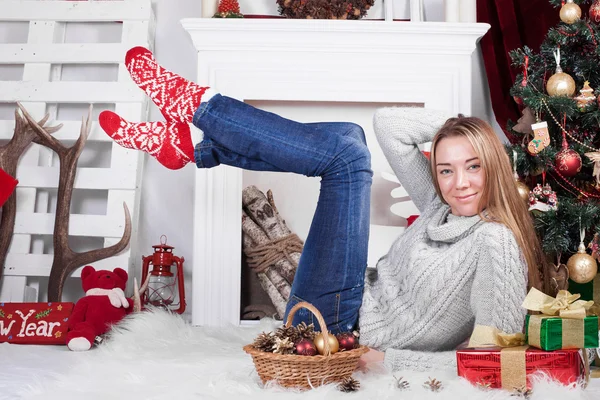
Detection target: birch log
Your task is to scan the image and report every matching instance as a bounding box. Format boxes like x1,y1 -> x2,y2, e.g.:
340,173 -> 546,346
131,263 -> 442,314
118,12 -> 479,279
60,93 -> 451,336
241,207 -> 297,283
242,226 -> 288,318
242,185 -> 302,268
242,213 -> 292,297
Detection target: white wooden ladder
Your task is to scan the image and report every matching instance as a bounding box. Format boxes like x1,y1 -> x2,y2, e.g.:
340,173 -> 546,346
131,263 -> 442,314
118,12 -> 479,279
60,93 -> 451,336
0,0 -> 155,302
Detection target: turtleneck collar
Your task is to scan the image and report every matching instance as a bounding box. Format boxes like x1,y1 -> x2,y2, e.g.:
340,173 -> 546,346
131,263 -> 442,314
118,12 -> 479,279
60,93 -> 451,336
426,204 -> 485,243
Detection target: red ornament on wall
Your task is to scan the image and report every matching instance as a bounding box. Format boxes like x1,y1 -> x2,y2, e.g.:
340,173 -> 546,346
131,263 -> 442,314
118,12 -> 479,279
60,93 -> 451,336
590,0 -> 600,23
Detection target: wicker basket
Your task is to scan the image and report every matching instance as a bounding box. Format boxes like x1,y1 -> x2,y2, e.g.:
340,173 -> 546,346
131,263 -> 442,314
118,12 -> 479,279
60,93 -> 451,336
243,301 -> 369,389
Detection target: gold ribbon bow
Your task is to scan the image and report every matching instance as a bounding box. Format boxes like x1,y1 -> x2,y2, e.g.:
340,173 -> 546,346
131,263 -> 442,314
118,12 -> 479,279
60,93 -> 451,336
467,325 -> 528,390
522,288 -> 594,319
468,325 -> 526,348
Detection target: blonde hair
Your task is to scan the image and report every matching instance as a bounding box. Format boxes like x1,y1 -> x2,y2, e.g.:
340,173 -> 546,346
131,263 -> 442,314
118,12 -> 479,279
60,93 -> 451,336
429,116 -> 544,291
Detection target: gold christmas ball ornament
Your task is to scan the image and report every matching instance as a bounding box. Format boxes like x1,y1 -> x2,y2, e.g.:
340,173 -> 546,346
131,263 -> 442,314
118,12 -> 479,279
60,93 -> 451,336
560,0 -> 582,24
515,180 -> 530,203
547,72 -> 576,97
314,332 -> 339,355
567,243 -> 598,284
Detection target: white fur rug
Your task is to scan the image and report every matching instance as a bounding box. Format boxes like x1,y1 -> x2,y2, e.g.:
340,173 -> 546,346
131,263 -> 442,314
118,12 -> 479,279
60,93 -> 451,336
0,308 -> 599,400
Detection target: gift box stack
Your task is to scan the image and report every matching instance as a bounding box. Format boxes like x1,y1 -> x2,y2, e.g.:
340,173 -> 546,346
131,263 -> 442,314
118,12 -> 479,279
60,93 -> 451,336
457,288 -> 599,390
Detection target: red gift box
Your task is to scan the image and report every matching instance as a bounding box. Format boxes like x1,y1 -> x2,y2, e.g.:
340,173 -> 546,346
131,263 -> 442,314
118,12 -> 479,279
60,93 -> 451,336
457,347 -> 583,389
0,302 -> 74,345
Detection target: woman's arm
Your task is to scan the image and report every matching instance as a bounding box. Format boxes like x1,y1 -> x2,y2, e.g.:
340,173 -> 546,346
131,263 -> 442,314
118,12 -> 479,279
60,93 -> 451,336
360,347 -> 457,372
470,223 -> 528,334
372,107 -> 451,212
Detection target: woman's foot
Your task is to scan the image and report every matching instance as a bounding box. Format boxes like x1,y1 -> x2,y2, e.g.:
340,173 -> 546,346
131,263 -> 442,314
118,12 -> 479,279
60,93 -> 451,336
125,46 -> 214,123
99,111 -> 194,170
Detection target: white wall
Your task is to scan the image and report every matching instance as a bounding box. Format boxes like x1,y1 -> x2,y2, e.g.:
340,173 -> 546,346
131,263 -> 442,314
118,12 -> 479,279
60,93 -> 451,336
0,0 -> 497,320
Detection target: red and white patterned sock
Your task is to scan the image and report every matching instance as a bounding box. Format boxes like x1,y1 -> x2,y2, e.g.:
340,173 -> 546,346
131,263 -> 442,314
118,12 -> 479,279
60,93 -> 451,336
99,111 -> 194,170
125,46 -> 215,123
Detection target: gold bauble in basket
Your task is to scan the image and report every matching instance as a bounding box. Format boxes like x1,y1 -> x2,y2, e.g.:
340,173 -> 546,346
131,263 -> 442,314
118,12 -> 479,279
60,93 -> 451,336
243,301 -> 369,389
314,332 -> 339,355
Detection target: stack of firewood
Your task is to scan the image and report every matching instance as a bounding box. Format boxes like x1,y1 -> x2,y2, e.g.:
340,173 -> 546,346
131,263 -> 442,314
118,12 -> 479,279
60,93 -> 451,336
242,186 -> 303,319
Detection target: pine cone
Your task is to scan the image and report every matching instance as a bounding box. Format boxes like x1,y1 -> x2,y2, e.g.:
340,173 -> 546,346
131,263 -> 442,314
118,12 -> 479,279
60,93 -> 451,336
338,377 -> 360,392
423,377 -> 443,392
296,322 -> 316,340
272,337 -> 295,355
252,332 -> 275,352
274,325 -> 300,343
511,387 -> 532,399
394,376 -> 410,390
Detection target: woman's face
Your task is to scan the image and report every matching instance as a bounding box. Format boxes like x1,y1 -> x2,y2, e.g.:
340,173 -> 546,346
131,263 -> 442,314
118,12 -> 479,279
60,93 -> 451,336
434,136 -> 486,217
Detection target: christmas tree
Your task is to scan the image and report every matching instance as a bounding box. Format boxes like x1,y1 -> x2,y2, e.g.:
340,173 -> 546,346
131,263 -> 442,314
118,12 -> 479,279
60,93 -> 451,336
508,0 -> 600,298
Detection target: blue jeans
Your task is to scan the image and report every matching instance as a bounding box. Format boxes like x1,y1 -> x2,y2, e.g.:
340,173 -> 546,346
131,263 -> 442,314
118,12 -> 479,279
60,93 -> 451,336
192,94 -> 372,335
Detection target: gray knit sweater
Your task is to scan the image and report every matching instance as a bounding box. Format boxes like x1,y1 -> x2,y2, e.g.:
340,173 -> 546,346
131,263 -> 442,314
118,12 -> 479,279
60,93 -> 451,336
358,107 -> 528,372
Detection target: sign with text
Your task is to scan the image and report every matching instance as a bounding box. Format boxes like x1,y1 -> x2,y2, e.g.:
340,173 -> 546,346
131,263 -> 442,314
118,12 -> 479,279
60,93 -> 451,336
0,302 -> 74,344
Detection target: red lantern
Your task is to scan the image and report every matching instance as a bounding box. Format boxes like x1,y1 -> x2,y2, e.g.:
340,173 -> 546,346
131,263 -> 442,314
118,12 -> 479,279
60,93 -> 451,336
141,235 -> 186,314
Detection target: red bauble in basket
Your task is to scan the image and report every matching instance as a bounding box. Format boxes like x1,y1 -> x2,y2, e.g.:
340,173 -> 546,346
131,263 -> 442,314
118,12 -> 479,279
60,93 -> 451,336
295,338 -> 317,356
336,332 -> 359,351
243,301 -> 369,389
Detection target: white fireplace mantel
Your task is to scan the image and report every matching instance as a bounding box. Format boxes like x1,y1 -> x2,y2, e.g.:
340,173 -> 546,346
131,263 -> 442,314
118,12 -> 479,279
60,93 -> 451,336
182,19 -> 490,327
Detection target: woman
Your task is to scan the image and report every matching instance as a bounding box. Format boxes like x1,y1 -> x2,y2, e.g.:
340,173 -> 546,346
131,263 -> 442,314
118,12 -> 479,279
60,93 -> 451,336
100,47 -> 544,371
359,111 -> 544,370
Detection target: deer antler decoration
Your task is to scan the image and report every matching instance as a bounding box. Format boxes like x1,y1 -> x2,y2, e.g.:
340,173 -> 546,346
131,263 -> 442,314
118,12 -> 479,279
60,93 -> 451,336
0,110 -> 62,283
17,103 -> 132,301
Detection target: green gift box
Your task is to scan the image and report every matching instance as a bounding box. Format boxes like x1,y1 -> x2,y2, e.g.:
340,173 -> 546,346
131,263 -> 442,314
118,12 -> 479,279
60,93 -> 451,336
525,314 -> 599,351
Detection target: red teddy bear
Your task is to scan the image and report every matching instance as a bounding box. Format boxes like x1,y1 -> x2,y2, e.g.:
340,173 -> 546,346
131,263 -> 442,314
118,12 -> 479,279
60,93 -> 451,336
66,265 -> 134,351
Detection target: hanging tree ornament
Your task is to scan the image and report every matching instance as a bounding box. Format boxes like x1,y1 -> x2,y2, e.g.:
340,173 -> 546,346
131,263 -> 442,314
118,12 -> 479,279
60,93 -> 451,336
513,107 -> 535,135
584,151 -> 600,188
575,81 -> 596,112
547,48 -> 576,97
560,0 -> 582,24
555,127 -> 582,177
588,233 -> 600,261
567,224 -> 598,284
549,253 -> 569,295
528,120 -> 551,155
514,55 -> 529,106
513,150 -> 530,202
528,178 -> 558,213
591,0 -> 600,23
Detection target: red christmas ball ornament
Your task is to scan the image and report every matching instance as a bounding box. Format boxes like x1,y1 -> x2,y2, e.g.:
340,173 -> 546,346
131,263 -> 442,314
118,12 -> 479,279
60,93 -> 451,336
555,148 -> 582,177
513,96 -> 524,106
590,0 -> 600,23
295,338 -> 317,356
336,332 -> 359,351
